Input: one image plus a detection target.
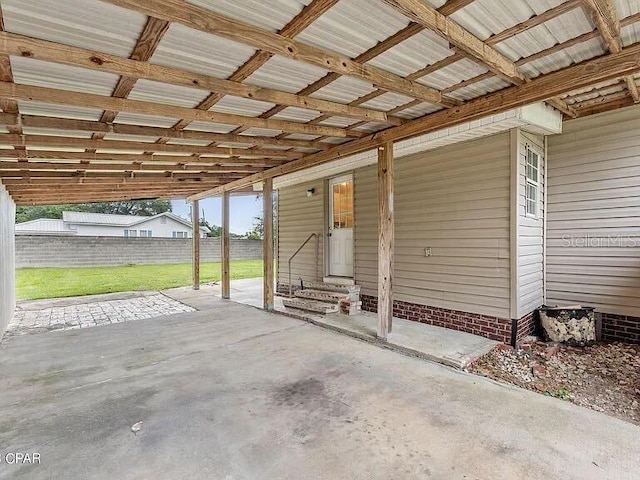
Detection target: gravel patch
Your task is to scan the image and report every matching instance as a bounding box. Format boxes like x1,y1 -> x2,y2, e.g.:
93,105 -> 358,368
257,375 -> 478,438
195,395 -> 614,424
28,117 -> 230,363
468,339 -> 640,425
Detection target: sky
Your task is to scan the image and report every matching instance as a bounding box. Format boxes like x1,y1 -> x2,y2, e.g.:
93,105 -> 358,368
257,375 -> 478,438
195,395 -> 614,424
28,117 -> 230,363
172,195 -> 263,235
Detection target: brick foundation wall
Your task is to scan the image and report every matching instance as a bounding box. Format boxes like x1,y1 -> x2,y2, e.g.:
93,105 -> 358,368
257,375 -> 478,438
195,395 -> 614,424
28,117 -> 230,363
601,313 -> 640,344
361,294 -> 513,343
515,310 -> 537,342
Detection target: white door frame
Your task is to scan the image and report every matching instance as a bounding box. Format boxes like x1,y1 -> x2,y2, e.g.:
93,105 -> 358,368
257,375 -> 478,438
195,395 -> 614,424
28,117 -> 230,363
326,173 -> 354,278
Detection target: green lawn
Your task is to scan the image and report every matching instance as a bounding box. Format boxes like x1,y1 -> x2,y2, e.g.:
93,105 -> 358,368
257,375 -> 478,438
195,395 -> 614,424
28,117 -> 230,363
16,260 -> 263,301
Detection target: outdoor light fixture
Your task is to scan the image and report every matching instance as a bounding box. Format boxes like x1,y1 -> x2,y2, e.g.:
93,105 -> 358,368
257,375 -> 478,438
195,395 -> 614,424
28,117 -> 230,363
306,188 -> 315,197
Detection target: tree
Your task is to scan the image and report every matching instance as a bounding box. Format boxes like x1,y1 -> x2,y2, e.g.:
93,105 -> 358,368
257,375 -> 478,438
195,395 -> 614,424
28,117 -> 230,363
246,192 -> 278,240
199,219 -> 222,237
16,200 -> 172,223
246,215 -> 264,240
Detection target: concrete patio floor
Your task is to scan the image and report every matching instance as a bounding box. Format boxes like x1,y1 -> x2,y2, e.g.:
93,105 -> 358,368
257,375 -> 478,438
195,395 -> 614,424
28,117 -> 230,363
0,298 -> 638,479
164,279 -> 498,368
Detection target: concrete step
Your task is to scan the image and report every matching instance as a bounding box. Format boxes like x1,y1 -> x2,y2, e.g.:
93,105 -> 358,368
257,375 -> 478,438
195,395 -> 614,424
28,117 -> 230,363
304,282 -> 361,295
294,289 -> 347,303
282,298 -> 339,314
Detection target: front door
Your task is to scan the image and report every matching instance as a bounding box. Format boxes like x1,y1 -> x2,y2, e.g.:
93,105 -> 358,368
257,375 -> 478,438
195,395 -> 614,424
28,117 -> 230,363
328,174 -> 354,277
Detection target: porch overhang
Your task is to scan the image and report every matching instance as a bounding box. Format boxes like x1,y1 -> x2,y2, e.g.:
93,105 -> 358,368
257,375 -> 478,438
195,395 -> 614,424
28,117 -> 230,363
252,103 -> 562,191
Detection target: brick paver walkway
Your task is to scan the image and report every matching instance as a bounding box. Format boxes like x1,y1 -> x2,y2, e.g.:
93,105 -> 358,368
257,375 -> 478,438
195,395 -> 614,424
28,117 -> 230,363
6,294 -> 194,337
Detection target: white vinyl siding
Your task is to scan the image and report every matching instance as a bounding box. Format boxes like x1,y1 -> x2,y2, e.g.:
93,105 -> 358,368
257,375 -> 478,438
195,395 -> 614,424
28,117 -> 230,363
517,131 -> 545,317
355,132 -> 511,319
546,106 -> 640,316
277,180 -> 324,288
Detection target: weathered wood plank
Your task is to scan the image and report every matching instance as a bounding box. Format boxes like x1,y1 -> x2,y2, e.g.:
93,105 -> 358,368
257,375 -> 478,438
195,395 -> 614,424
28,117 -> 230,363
103,0 -> 456,107
0,133 -> 299,158
0,83 -> 355,139
0,32 -> 397,125
222,191 -> 231,299
100,17 -> 170,124
17,115 -> 326,150
263,178 -> 274,311
192,199 -> 201,290
377,142 -> 394,340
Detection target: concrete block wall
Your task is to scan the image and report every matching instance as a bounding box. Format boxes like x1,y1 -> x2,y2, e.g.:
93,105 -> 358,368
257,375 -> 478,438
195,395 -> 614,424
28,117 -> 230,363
16,236 -> 263,268
0,184 -> 15,336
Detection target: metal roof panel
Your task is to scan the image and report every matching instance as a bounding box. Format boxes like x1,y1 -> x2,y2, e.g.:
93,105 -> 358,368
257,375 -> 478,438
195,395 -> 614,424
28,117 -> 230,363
2,0 -> 147,56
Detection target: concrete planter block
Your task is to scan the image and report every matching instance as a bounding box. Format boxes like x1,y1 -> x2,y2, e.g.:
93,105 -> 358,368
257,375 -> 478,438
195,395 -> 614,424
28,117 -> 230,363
538,306 -> 596,346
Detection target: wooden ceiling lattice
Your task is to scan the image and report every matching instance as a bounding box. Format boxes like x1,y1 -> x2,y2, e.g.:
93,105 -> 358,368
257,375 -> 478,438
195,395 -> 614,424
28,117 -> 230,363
0,0 -> 638,205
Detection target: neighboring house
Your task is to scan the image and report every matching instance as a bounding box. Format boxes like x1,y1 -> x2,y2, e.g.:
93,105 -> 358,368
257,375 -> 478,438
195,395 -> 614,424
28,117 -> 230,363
273,104 -> 640,345
15,212 -> 207,238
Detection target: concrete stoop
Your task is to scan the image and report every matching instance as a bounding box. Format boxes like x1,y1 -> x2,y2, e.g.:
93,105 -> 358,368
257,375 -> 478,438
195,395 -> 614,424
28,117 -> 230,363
282,281 -> 362,316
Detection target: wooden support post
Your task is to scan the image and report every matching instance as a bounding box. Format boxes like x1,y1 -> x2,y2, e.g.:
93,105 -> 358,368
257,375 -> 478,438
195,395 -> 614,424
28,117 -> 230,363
377,141 -> 394,340
263,178 -> 274,310
221,191 -> 231,299
192,199 -> 200,290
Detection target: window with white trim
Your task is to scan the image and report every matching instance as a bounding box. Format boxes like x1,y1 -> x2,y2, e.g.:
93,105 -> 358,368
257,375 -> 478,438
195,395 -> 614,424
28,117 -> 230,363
172,231 -> 188,238
124,229 -> 138,237
525,146 -> 540,218
140,230 -> 152,237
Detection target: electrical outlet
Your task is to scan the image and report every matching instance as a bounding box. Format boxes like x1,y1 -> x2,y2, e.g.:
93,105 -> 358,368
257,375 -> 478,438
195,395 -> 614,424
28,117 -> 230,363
425,247 -> 432,257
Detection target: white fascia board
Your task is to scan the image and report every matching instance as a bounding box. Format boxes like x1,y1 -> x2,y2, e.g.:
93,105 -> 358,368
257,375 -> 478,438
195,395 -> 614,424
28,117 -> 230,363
255,102 -> 563,191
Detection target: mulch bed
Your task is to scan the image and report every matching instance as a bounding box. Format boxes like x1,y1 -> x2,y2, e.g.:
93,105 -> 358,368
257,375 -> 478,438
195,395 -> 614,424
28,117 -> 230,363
467,339 -> 640,425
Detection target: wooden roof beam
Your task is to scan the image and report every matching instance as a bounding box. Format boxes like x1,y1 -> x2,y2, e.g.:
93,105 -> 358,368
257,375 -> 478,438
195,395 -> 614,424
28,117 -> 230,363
177,0 -> 341,132
2,177 -> 232,186
103,0 -> 458,108
382,0 -> 576,116
0,133 -> 299,159
1,170 -> 238,180
242,1 -> 472,137
583,0 -> 639,103
0,6 -> 24,158
0,150 -> 284,166
98,17 -> 169,126
188,40 -> 640,200
15,115 -> 327,150
0,161 -> 265,173
0,83 -> 355,139
437,0 -> 476,16
0,32 -> 400,126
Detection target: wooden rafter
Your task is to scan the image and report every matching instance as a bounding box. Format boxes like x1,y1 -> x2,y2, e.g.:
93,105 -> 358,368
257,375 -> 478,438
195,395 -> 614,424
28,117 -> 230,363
382,0 -> 523,82
486,0 -> 584,46
188,40 -> 640,200
102,0 -> 459,107
173,0 -> 340,134
0,150 -> 284,166
0,83 -> 357,138
15,115 -> 327,150
583,0 -> 640,103
239,1 -> 472,139
0,32 -> 401,126
382,0 -> 576,116
0,6 -> 24,158
98,17 -> 169,126
437,0 -> 476,16
0,134 -> 299,158
267,0 -> 582,137
0,162 -> 265,173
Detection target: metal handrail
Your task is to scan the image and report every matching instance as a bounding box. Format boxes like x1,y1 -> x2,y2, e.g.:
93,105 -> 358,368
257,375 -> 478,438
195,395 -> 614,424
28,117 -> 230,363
288,233 -> 319,297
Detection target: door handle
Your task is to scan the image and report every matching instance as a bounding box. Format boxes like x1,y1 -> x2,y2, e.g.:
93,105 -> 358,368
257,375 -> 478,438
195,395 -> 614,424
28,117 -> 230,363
327,232 -> 332,237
